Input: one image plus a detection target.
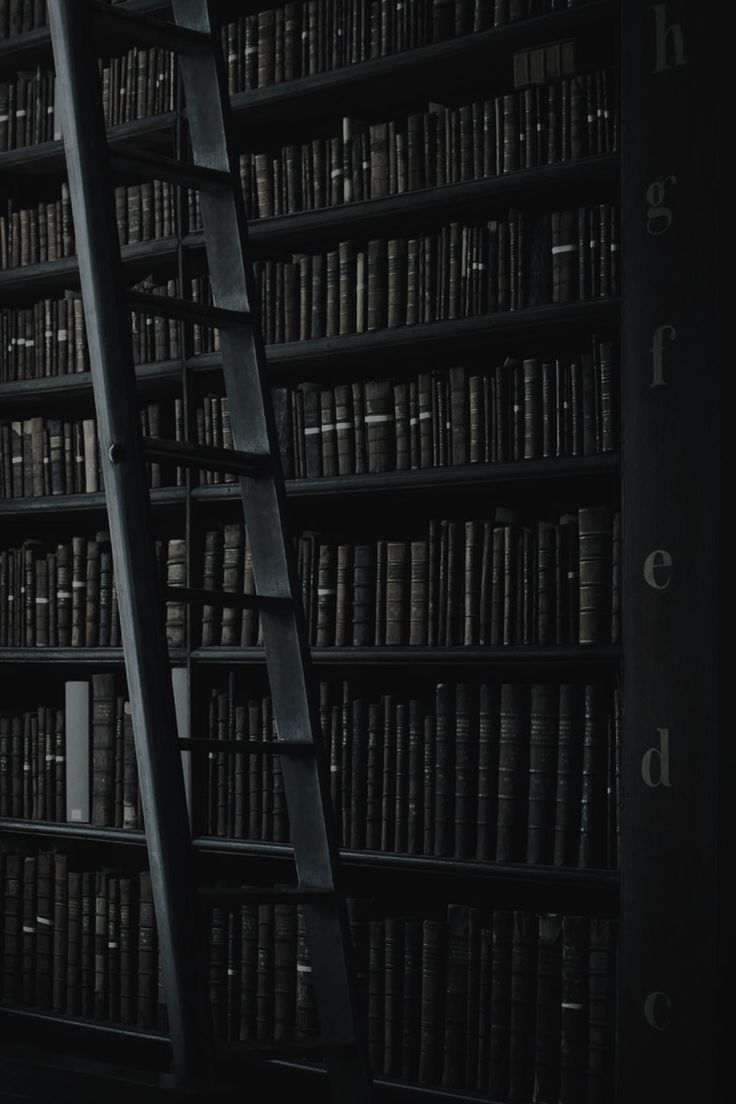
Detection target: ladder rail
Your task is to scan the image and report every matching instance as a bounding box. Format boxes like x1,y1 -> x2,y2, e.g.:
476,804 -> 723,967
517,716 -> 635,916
172,2 -> 375,1097
47,0 -> 213,1079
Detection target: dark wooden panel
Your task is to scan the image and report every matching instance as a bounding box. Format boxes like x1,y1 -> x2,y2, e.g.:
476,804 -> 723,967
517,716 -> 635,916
620,1 -> 721,1099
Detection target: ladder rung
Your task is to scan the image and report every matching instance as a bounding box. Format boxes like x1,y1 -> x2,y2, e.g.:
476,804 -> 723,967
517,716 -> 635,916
92,3 -> 212,54
109,148 -> 231,193
216,1037 -> 356,1061
179,737 -> 313,756
127,291 -> 252,331
198,887 -> 335,906
163,586 -> 290,613
143,437 -> 269,477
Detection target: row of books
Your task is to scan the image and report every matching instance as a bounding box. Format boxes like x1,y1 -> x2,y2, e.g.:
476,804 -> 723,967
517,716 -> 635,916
0,534 -> 183,648
0,0 -> 46,37
113,180 -> 178,247
2,365 -> 617,493
362,903 -> 615,1099
0,47 -> 176,152
0,846 -> 616,1104
0,307 -> 616,479
219,1 -> 590,91
196,70 -> 619,224
0,351 -> 616,495
261,343 -> 617,480
199,678 -> 619,867
256,207 -> 617,342
0,284 -> 183,381
2,339 -> 616,477
0,503 -> 619,649
0,674 -> 186,827
0,405 -> 183,499
0,184 -> 72,270
0,704 -> 65,823
246,208 -> 618,346
201,507 -> 620,648
211,205 -> 617,351
1,671 -> 619,871
0,852 -> 163,1026
0,181 -> 179,270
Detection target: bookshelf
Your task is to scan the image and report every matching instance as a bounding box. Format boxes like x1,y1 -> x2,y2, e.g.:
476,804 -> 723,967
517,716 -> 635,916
0,0 -> 724,1101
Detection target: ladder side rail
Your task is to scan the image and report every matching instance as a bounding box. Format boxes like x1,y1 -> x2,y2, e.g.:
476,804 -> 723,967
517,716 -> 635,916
171,3 -> 374,1098
169,0 -> 342,888
47,0 -> 212,1078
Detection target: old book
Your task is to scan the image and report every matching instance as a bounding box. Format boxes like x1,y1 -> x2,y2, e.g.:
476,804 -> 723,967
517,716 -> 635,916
433,683 -> 452,856
533,914 -> 563,1102
368,918 -> 385,1070
65,680 -> 89,823
220,525 -> 243,647
587,917 -> 616,1103
418,918 -> 445,1084
489,909 -> 513,1100
496,683 -> 530,862
380,695 -> 396,853
508,910 -> 538,1102
350,697 -> 369,850
560,916 -> 589,1103
90,674 -> 115,827
35,849 -> 54,1008
393,700 -> 409,852
578,506 -> 613,644
365,378 -> 395,472
119,875 -> 138,1025
578,685 -> 609,868
383,915 -> 404,1076
137,870 -> 157,1028
554,683 -> 583,866
453,683 -> 476,858
50,852 -> 68,1015
21,854 -> 37,1006
527,684 -> 559,864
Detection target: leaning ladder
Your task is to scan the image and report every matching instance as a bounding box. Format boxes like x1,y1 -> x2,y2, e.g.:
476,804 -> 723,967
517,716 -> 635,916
47,2 -> 374,1100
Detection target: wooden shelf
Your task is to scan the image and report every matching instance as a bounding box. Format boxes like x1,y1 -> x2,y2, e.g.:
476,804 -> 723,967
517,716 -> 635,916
0,819 -> 146,845
0,644 -> 618,667
191,301 -> 621,375
195,836 -> 620,893
0,1005 -> 168,1044
0,648 -> 187,664
198,454 -> 621,502
191,645 -> 621,667
0,485 -> 186,518
0,456 -> 618,519
0,235 -> 179,302
0,360 -> 182,409
0,817 -> 619,898
0,112 -> 177,177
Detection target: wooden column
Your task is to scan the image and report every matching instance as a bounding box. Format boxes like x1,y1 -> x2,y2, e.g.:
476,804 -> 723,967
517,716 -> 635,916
620,1 -> 722,1099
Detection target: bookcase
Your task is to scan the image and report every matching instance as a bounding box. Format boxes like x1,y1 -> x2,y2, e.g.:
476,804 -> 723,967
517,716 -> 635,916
0,1 -> 725,1102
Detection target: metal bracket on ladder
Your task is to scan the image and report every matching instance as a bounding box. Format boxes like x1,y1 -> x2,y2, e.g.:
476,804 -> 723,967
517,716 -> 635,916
47,1 -> 374,1100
